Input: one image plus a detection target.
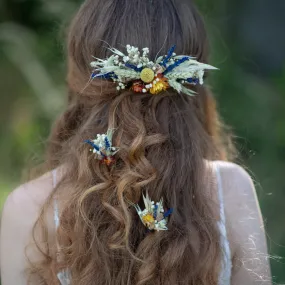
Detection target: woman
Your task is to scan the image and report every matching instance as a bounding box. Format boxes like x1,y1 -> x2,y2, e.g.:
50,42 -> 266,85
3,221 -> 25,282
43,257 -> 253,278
0,0 -> 271,284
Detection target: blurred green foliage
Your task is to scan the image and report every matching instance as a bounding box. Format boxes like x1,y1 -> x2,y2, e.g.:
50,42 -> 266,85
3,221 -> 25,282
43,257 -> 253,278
0,0 -> 284,282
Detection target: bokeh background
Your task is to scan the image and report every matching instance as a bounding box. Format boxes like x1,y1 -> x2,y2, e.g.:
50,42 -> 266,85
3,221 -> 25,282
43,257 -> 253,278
0,0 -> 284,282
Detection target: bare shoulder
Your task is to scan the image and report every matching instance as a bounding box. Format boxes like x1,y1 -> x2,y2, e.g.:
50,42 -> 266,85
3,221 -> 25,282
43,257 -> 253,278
211,161 -> 261,242
213,160 -> 255,193
1,171 -> 55,231
211,161 -> 272,284
3,171 -> 54,214
0,171 -> 55,285
209,161 -> 259,230
212,161 -> 263,245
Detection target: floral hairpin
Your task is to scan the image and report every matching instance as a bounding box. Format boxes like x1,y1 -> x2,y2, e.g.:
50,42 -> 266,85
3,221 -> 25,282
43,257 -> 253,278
134,192 -> 173,231
85,129 -> 119,166
90,45 -> 217,95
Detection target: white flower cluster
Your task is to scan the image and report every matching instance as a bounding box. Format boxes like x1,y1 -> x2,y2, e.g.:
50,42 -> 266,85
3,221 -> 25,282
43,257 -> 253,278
116,82 -> 126,91
91,134 -> 108,155
144,77 -> 161,90
124,45 -> 154,67
110,45 -> 158,91
91,132 -> 116,156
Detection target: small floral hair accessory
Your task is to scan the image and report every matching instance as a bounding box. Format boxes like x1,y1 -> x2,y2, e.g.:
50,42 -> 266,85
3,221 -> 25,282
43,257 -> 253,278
134,192 -> 173,231
90,45 -> 217,95
85,129 -> 119,166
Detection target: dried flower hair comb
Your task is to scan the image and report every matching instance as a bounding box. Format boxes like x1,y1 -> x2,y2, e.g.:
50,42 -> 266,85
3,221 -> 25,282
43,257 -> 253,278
134,192 -> 173,231
90,44 -> 217,95
85,129 -> 119,166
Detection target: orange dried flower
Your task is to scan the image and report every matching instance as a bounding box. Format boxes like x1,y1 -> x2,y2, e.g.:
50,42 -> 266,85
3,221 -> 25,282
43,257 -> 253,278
132,81 -> 144,93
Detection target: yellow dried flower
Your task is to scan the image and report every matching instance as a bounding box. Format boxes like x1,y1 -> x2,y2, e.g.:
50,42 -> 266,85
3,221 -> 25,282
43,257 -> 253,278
140,68 -> 155,83
142,214 -> 155,224
150,78 -> 169,94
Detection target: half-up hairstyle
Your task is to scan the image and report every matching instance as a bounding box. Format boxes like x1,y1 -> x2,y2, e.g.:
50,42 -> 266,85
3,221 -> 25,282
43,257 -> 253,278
29,0 -> 234,284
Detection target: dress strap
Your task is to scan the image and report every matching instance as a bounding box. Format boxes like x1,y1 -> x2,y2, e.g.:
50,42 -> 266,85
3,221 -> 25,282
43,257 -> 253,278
52,169 -> 60,229
52,169 -> 57,188
52,170 -> 73,284
52,169 -> 62,263
215,163 -> 232,284
216,164 -> 226,227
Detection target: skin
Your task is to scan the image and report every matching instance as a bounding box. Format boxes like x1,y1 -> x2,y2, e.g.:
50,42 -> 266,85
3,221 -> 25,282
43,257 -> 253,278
0,161 -> 272,284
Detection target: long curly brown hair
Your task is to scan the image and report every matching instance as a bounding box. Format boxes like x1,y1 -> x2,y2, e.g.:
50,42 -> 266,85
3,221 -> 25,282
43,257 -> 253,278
29,0 -> 235,284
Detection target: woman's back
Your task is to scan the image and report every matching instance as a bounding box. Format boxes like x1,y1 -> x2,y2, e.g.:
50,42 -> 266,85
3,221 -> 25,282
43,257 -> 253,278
1,161 -> 271,284
0,0 -> 272,283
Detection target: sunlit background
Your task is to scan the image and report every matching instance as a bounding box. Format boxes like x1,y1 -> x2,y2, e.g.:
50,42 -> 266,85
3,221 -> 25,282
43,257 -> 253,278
0,0 -> 284,282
